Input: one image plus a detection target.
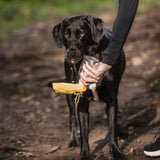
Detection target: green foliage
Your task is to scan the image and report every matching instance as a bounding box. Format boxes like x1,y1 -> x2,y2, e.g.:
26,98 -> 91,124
0,0 -> 160,39
138,0 -> 160,13
0,0 -> 116,38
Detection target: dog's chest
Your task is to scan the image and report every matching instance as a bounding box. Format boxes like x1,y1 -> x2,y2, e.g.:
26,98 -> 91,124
88,84 -> 99,101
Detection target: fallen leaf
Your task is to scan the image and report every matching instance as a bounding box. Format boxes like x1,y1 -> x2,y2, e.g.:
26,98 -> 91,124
46,145 -> 61,153
153,100 -> 158,105
18,152 -> 34,157
127,147 -> 135,155
120,139 -> 125,143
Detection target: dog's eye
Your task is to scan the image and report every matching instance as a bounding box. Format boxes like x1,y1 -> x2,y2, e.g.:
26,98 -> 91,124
64,34 -> 69,38
80,32 -> 85,37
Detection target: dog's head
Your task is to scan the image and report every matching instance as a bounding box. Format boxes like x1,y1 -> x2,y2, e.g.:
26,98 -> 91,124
52,15 -> 104,64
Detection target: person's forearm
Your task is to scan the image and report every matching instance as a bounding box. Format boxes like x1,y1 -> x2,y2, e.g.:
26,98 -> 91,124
102,0 -> 139,65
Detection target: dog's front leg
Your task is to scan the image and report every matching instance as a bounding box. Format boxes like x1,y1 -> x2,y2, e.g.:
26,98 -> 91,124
66,94 -> 79,148
78,100 -> 90,160
106,98 -> 127,160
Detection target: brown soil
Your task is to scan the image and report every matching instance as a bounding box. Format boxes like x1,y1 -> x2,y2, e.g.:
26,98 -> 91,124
0,8 -> 160,160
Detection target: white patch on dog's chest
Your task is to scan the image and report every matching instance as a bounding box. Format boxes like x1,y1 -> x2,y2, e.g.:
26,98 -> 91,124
89,83 -> 99,101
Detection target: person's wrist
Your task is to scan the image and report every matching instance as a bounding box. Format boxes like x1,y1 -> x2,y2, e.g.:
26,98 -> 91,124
93,62 -> 111,79
102,62 -> 112,68
99,62 -> 112,72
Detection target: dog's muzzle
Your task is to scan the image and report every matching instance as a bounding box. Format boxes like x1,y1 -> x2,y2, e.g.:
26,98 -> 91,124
66,51 -> 83,64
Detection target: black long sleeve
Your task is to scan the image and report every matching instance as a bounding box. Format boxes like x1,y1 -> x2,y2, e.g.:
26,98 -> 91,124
102,0 -> 139,65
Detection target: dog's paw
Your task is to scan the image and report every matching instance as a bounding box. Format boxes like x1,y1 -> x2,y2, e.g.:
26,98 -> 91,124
79,151 -> 90,160
117,127 -> 129,139
111,149 -> 127,160
112,153 -> 127,160
68,139 -> 79,148
110,144 -> 127,160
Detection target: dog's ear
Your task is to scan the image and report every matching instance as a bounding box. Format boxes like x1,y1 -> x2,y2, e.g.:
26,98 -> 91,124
84,15 -> 104,43
52,18 -> 67,48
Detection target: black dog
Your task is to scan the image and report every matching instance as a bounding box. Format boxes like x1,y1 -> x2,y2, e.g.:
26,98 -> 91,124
50,15 -> 126,160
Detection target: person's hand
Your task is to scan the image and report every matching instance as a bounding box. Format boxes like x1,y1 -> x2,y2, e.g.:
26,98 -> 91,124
80,61 -> 112,86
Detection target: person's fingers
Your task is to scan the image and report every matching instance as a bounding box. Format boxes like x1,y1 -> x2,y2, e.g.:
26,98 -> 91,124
93,62 -> 99,69
80,76 -> 98,85
82,62 -> 99,80
80,78 -> 90,86
86,62 -> 99,75
80,71 -> 98,85
79,62 -> 111,85
85,62 -> 103,78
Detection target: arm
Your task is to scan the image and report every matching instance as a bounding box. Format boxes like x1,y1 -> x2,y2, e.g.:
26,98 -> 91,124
80,0 -> 139,85
102,0 -> 139,65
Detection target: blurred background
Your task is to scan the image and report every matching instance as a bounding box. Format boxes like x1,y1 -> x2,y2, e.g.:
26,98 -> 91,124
0,0 -> 160,38
0,0 -> 160,160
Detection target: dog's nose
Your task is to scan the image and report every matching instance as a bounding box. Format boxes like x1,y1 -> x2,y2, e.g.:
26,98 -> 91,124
68,47 -> 76,52
67,50 -> 76,58
67,47 -> 77,55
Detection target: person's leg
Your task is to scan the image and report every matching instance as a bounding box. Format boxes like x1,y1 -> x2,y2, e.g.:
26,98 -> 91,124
144,137 -> 160,157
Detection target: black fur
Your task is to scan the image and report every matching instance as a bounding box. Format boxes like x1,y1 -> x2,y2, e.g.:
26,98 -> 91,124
51,15 -> 127,160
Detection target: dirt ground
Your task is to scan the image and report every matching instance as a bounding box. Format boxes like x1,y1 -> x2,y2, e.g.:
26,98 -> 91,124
0,8 -> 160,160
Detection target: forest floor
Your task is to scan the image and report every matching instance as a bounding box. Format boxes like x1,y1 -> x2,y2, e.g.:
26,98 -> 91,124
0,8 -> 160,160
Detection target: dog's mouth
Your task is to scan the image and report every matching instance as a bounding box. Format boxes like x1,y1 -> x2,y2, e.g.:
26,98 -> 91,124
66,54 -> 83,64
66,58 -> 82,64
70,59 -> 79,64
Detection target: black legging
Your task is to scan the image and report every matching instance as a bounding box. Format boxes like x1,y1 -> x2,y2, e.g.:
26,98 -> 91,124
102,0 -> 139,65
